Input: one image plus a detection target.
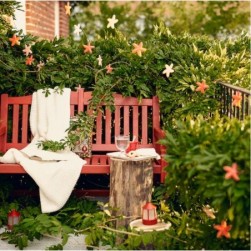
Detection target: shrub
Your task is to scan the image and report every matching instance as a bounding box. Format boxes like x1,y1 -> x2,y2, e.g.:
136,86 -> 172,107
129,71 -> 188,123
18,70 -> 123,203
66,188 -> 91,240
160,113 -> 250,249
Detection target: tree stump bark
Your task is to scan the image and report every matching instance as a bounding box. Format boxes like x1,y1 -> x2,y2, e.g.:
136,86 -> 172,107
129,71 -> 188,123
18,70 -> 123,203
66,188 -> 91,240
109,158 -> 153,228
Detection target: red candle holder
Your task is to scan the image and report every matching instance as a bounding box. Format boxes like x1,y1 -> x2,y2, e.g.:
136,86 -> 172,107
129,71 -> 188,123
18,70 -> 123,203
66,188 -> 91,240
142,202 -> 157,225
7,209 -> 21,230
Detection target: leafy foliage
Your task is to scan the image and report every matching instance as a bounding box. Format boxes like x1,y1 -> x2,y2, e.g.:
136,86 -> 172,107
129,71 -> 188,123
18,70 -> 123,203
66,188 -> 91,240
0,25 -> 250,128
37,111 -> 95,152
159,114 -> 250,249
70,1 -> 250,39
0,2 -> 250,250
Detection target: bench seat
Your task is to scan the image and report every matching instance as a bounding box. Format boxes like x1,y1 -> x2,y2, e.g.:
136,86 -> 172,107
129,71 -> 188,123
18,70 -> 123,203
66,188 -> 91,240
0,89 -> 167,192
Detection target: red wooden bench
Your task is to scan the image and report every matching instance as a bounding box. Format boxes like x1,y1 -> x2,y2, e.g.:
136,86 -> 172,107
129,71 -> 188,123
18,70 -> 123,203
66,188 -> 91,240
0,89 -> 167,195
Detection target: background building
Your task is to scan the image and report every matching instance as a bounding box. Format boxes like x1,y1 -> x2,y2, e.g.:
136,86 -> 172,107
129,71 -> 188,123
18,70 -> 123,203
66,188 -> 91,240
15,0 -> 69,40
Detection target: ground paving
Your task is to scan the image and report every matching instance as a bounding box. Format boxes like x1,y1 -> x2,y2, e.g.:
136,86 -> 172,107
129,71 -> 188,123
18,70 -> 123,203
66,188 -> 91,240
0,228 -> 86,250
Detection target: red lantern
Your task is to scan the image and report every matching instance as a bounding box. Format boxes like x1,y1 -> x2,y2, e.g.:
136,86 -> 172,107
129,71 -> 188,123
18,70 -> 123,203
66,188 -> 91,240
7,209 -> 21,230
142,202 -> 157,225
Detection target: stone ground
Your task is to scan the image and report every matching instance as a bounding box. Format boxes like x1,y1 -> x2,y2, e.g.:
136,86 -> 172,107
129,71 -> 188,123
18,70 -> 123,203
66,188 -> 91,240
0,227 -> 87,250
0,197 -> 109,250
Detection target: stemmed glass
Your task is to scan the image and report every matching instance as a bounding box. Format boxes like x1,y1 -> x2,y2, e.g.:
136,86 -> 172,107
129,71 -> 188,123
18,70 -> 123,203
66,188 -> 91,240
115,135 -> 130,156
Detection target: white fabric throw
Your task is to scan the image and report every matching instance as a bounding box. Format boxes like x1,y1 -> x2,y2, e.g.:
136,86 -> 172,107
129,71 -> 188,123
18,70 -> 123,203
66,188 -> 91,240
0,88 -> 86,213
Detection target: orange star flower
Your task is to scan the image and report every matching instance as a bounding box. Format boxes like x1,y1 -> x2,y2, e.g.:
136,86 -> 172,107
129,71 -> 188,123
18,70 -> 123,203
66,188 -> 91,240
232,91 -> 242,108
9,34 -> 21,46
214,220 -> 232,238
106,64 -> 113,74
195,80 -> 209,94
65,2 -> 71,16
26,55 -> 34,65
223,163 -> 240,181
132,42 -> 147,57
83,42 -> 95,54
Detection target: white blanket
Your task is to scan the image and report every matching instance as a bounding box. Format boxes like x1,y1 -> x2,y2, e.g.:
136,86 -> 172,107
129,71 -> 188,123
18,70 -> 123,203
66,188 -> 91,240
0,88 -> 86,213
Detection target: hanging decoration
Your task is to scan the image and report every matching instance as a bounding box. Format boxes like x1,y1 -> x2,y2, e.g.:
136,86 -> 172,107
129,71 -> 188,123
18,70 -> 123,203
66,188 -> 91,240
83,42 -> 95,54
22,44 -> 32,56
223,163 -> 240,181
97,55 -> 103,66
3,15 -> 14,27
9,34 -> 21,46
232,91 -> 242,107
162,63 -> 174,78
106,64 -> 113,74
73,24 -> 82,36
65,2 -> 71,16
25,55 -> 34,65
202,205 -> 216,219
107,14 -> 118,29
132,42 -> 147,57
195,80 -> 209,94
37,61 -> 44,71
213,220 -> 232,238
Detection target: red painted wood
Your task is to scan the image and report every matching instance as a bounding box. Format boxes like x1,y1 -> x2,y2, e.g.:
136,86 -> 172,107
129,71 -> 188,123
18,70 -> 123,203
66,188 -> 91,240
91,155 -> 99,165
114,106 -> 121,136
73,189 -> 109,197
8,95 -> 32,104
132,106 -> 139,140
12,105 -> 19,144
141,106 -> 148,145
11,189 -> 110,198
0,162 -> 161,174
1,94 -> 8,132
70,105 -> 75,117
105,109 -> 112,144
123,106 -> 130,135
21,105 -> 29,144
152,96 -> 160,143
95,112 -> 102,144
77,88 -> 84,112
0,91 -> 167,186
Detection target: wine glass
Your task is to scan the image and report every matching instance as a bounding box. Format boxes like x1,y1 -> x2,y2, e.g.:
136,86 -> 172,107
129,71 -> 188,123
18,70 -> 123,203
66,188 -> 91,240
115,135 -> 130,156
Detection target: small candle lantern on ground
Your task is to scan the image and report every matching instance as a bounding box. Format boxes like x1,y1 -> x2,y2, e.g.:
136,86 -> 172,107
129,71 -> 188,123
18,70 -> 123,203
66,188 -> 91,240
142,202 -> 157,225
7,209 -> 21,230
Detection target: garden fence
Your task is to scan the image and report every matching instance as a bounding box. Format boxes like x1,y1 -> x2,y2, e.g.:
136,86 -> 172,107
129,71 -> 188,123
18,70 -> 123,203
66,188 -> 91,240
218,82 -> 250,120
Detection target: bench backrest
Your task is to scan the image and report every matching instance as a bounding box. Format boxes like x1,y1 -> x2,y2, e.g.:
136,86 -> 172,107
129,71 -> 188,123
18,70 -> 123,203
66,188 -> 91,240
0,89 -> 160,152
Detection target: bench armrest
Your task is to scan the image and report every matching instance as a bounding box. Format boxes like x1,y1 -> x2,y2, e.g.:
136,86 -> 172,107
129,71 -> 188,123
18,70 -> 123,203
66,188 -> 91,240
0,125 -> 7,153
153,127 -> 166,155
153,127 -> 167,183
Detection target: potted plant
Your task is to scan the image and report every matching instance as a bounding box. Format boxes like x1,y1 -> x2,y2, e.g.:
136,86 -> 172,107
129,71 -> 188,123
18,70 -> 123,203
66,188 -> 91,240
37,111 -> 95,157
66,112 -> 95,158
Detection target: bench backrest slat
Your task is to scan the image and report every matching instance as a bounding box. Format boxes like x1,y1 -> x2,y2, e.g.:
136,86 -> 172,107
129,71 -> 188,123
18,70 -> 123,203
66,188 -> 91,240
1,90 -> 160,153
114,106 -> 121,137
12,105 -> 20,144
22,104 -> 29,144
105,108 -> 112,145
95,112 -> 102,145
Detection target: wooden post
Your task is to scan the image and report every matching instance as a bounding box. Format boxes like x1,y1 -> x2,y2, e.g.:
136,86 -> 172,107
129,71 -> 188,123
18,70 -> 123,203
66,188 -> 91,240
109,158 -> 153,228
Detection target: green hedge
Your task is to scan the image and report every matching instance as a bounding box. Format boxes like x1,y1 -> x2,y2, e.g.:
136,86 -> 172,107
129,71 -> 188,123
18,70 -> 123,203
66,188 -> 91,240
0,21 -> 250,126
159,114 -> 250,249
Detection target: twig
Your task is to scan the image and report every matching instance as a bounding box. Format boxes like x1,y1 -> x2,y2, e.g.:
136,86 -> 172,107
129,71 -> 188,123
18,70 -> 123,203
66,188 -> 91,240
42,233 -> 61,240
99,225 -> 140,236
164,232 -> 187,243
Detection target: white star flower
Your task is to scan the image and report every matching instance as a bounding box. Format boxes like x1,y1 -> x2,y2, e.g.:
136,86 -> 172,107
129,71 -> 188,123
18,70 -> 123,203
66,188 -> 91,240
107,15 -> 118,29
37,61 -> 45,71
23,44 -> 32,56
162,63 -> 174,78
74,24 -> 82,36
97,55 -> 103,66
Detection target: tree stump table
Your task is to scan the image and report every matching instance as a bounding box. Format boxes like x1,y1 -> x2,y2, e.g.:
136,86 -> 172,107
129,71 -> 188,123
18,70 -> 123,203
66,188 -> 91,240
108,157 -> 154,228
